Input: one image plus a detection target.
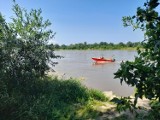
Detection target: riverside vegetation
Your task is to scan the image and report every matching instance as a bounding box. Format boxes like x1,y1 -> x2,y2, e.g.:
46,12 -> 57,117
52,41 -> 142,50
112,0 -> 160,119
0,1 -> 109,119
0,0 -> 160,120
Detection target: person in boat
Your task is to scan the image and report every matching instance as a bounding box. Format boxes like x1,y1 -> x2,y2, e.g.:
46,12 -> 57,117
100,56 -> 104,59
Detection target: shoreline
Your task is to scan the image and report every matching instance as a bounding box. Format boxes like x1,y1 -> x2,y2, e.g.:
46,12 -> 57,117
48,71 -> 149,108
48,72 -> 151,119
103,91 -> 150,109
48,71 -> 134,97
54,48 -> 138,51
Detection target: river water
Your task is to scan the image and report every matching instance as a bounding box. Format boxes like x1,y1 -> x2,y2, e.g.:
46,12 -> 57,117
53,50 -> 137,96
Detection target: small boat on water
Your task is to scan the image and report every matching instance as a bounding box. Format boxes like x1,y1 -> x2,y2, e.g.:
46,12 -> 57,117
92,57 -> 115,63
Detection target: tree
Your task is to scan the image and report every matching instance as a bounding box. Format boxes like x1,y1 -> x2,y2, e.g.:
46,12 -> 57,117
112,0 -> 160,113
126,41 -> 134,47
0,1 -> 59,92
117,42 -> 125,48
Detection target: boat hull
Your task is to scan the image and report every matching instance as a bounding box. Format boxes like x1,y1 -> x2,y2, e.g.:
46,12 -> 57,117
92,57 -> 115,63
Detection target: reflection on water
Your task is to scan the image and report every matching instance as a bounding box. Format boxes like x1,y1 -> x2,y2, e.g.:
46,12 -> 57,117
92,61 -> 115,65
53,50 -> 137,96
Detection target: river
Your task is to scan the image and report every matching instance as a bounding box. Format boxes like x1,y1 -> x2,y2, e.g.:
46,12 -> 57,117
53,50 -> 137,96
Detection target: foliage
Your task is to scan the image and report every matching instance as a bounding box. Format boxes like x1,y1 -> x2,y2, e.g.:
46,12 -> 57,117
112,0 -> 160,118
53,41 -> 142,50
111,97 -> 135,113
0,1 -> 60,94
0,77 -> 108,120
0,1 -> 110,119
147,100 -> 160,119
89,89 -> 108,101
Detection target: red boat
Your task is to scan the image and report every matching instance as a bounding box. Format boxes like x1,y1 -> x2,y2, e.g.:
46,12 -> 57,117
92,57 -> 115,63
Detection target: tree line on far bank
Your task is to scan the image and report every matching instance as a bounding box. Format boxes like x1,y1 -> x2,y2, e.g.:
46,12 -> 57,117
52,41 -> 142,50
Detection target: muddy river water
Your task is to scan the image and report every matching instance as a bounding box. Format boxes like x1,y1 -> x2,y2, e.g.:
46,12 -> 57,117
53,50 -> 137,96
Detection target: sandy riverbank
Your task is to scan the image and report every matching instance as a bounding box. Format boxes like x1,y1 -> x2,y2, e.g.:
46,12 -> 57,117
96,91 -> 150,119
48,71 -> 151,119
48,71 -> 150,110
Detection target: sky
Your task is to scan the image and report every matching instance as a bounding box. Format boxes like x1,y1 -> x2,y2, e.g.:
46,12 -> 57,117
0,0 -> 147,45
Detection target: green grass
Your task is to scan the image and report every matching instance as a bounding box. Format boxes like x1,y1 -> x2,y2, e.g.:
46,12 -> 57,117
1,75 -> 158,119
0,76 -> 109,120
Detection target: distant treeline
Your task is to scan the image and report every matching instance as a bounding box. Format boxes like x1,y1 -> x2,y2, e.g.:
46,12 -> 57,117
52,41 -> 142,50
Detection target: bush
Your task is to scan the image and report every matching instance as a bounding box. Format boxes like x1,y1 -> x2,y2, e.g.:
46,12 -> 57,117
0,1 -> 108,119
89,89 -> 108,101
0,77 -> 108,120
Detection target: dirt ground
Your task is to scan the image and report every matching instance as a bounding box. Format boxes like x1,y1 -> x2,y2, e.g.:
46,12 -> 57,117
96,91 -> 150,120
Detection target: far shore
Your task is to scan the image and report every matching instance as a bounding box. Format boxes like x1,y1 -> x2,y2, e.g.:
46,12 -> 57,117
54,47 -> 139,51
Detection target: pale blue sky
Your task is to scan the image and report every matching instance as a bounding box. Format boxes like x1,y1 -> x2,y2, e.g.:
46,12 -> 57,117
0,0 -> 146,45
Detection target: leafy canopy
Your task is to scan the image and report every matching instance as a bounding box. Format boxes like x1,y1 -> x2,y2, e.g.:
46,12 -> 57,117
0,1 -> 59,92
112,0 -> 160,113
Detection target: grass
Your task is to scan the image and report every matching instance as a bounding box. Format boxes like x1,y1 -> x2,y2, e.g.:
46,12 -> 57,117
1,75 -> 158,119
0,76 -> 109,120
